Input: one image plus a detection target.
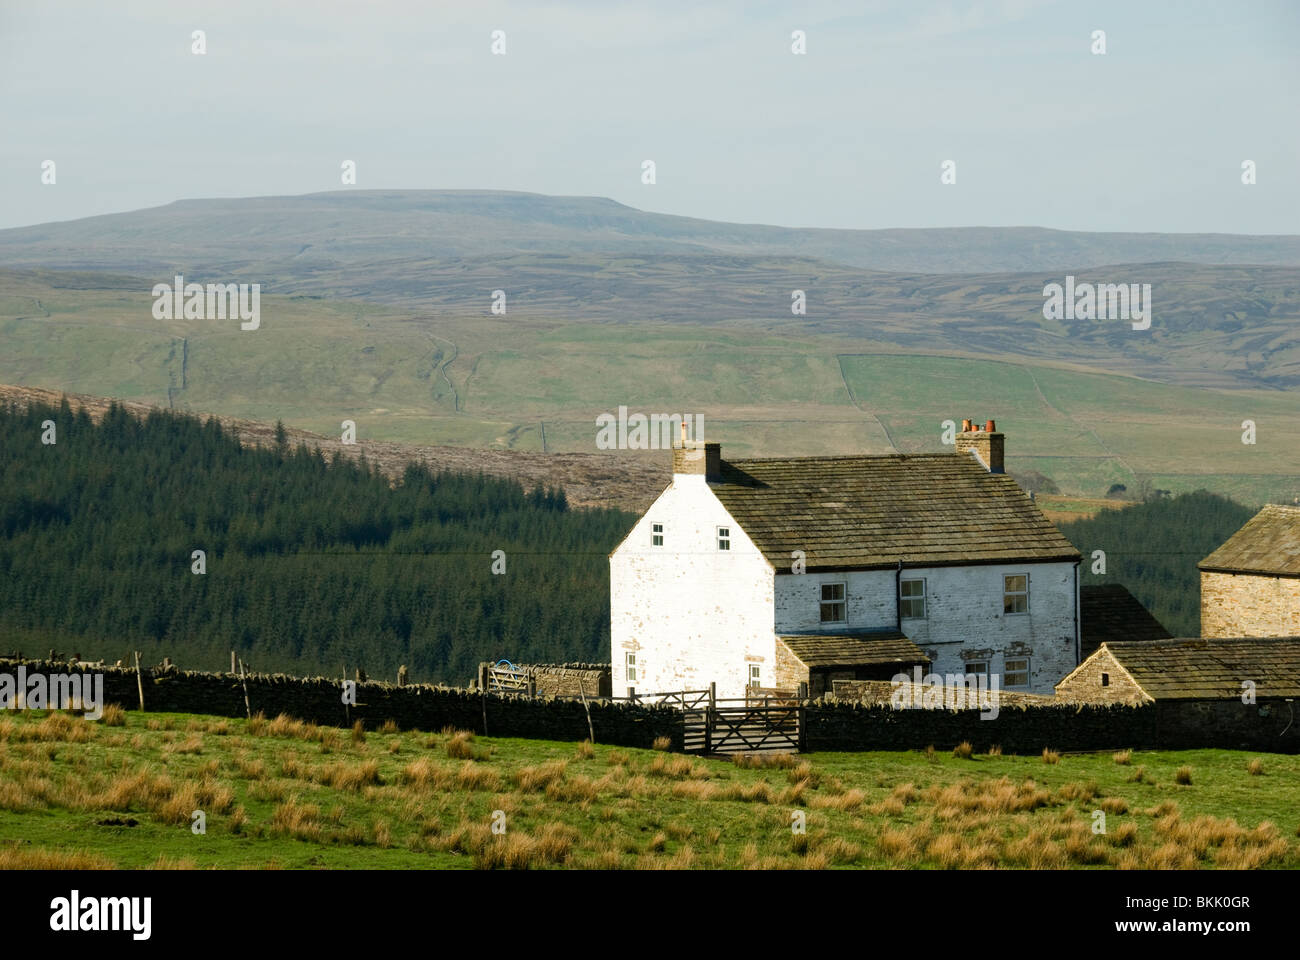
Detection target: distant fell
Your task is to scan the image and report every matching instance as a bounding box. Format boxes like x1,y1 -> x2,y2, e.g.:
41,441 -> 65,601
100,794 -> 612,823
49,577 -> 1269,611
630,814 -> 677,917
4,189 -> 1300,275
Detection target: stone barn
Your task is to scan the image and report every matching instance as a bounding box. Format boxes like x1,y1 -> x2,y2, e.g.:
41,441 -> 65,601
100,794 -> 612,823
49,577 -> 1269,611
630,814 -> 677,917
1057,636 -> 1300,706
1055,637 -> 1300,749
1199,504 -> 1300,638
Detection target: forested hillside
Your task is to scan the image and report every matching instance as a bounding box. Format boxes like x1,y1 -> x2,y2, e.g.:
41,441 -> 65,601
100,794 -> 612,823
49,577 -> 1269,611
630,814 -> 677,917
0,399 -> 632,683
1059,491 -> 1258,638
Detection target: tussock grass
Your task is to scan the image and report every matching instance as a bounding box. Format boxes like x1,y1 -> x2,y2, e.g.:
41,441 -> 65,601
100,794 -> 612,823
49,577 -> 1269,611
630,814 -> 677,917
515,760 -> 568,792
471,822 -> 578,870
317,759 -> 382,791
952,742 -> 973,759
670,779 -> 717,801
445,730 -> 490,761
1042,748 -> 1061,765
269,797 -> 323,841
732,752 -> 797,769
812,788 -> 865,812
0,844 -> 116,869
149,854 -> 197,869
1055,781 -> 1099,803
163,734 -> 204,755
648,754 -> 707,780
1113,749 -> 1132,765
455,762 -> 501,792
1109,822 -> 1138,847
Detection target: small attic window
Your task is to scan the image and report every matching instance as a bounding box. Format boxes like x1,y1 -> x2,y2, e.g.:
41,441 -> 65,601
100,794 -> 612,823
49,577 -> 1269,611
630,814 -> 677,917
1101,673 -> 1110,687
717,527 -> 730,551
651,523 -> 663,547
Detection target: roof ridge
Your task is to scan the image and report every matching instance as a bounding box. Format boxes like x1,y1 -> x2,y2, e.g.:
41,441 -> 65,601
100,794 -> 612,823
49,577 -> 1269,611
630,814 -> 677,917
725,453 -> 966,463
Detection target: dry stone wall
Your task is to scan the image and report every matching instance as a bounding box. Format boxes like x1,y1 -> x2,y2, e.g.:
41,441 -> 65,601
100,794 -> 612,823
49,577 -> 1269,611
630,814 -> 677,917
0,658 -> 679,750
3,657 -> 1295,754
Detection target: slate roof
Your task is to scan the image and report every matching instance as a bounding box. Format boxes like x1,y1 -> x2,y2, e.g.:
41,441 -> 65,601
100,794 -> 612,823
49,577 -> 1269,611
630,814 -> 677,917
779,632 -> 930,669
1100,637 -> 1300,700
1080,584 -> 1172,659
1199,504 -> 1300,578
709,454 -> 1080,572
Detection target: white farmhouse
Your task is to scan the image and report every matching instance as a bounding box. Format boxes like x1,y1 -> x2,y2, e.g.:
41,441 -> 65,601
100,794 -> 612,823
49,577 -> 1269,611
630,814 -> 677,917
609,421 -> 1082,698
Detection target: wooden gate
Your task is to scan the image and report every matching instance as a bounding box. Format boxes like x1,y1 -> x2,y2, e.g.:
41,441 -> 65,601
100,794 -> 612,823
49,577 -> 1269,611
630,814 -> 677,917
615,684 -> 804,754
705,701 -> 803,754
681,684 -> 803,755
485,660 -> 529,694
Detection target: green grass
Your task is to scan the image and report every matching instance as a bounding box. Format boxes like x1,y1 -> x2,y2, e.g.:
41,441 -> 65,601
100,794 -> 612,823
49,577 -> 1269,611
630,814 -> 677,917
1,708 -> 1297,869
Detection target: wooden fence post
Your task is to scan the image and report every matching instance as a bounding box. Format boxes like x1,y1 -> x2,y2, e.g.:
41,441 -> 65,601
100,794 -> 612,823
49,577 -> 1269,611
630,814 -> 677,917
134,651 -> 145,712
231,650 -> 237,674
577,678 -> 595,744
705,681 -> 716,755
481,685 -> 489,737
238,659 -> 251,720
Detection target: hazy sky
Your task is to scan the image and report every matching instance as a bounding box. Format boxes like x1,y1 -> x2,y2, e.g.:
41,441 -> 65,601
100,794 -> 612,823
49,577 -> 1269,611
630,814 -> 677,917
1,0 -> 1296,233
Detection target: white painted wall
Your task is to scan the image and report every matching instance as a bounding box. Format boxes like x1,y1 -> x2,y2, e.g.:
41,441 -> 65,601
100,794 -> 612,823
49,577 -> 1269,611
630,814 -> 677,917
609,475 -> 775,700
773,561 -> 1079,694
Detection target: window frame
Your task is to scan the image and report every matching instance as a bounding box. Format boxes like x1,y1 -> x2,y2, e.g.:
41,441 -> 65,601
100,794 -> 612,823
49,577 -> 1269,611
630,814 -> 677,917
717,526 -> 731,551
625,652 -> 637,684
819,581 -> 847,624
965,660 -> 989,680
1003,573 -> 1029,615
1004,657 -> 1030,687
749,664 -> 761,689
651,522 -> 664,547
900,577 -> 927,619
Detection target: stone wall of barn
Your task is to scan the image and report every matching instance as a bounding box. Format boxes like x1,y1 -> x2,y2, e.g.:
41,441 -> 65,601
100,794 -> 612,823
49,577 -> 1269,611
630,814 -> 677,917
773,639 -> 810,692
1201,571 -> 1300,638
1053,647 -> 1149,705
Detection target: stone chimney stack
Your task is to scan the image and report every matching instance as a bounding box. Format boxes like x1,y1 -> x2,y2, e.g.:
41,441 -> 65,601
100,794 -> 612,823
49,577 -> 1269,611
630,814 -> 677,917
955,418 -> 1004,473
673,421 -> 721,480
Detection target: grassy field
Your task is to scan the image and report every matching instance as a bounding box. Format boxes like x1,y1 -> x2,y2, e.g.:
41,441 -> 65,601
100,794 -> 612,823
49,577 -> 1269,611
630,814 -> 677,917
2,271 -> 1297,505
1,708 -> 1297,870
